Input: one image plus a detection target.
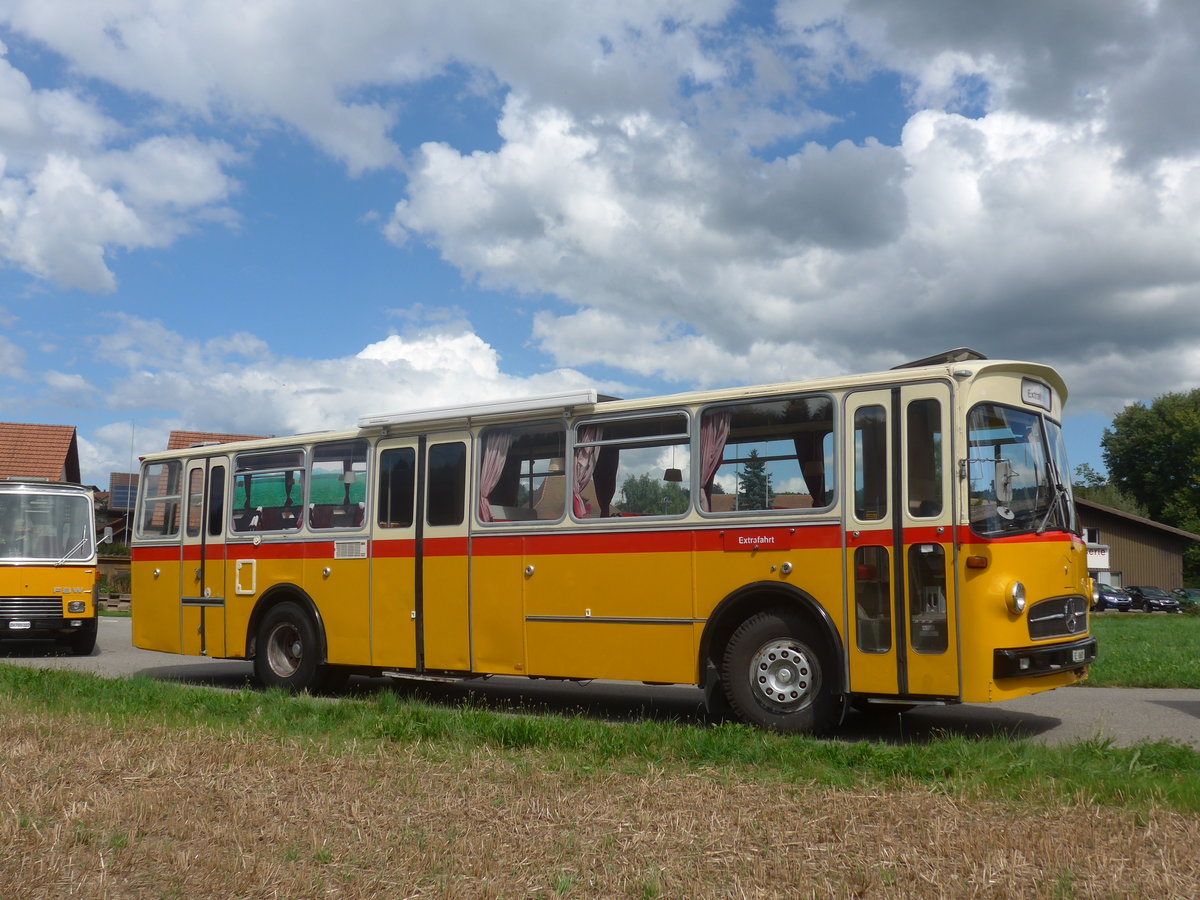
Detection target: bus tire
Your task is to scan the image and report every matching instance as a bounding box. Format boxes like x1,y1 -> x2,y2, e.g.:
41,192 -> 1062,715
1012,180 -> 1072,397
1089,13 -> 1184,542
254,602 -> 324,692
63,618 -> 97,656
721,609 -> 837,734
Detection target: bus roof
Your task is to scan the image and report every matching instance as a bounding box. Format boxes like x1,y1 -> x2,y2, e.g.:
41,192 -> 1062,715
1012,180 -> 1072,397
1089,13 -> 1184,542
0,479 -> 91,494
137,353 -> 1067,462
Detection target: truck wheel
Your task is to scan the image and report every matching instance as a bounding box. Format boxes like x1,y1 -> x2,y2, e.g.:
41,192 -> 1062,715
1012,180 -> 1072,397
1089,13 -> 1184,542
722,609 -> 839,734
255,602 -> 323,692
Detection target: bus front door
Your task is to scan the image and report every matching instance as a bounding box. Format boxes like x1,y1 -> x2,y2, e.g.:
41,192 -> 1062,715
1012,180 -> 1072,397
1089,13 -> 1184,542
181,457 -> 228,657
371,434 -> 472,672
844,383 -> 958,701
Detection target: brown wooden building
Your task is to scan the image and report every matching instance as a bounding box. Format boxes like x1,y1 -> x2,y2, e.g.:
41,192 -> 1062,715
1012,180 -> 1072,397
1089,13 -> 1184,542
1076,498 -> 1200,590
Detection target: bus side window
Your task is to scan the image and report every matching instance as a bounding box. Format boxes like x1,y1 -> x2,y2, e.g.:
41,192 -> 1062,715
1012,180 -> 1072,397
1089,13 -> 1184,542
138,461 -> 183,538
377,448 -> 415,528
573,413 -> 689,518
231,449 -> 305,533
906,398 -> 942,518
207,465 -> 225,537
854,406 -> 887,521
854,545 -> 891,652
186,467 -> 204,538
309,439 -> 369,529
427,442 -> 466,527
478,423 -> 566,523
700,395 -> 835,515
909,543 -> 948,654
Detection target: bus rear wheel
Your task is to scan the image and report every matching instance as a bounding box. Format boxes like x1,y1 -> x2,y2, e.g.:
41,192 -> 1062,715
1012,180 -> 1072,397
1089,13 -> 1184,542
255,602 -> 327,692
722,609 -> 838,734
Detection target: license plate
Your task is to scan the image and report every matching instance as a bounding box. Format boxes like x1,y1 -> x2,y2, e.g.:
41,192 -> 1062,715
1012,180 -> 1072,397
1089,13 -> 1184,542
1072,648 -> 1086,662
8,621 -> 31,630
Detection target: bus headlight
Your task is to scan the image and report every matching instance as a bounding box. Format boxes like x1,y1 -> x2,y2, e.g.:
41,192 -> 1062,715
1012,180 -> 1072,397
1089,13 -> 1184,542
67,600 -> 86,613
1007,582 -> 1026,615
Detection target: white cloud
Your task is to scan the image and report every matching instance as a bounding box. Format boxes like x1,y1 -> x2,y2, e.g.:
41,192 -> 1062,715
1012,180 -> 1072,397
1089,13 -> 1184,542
1,154 -> 146,291
79,315 -> 602,484
3,0 -> 1200,450
0,68 -> 239,290
43,370 -> 96,393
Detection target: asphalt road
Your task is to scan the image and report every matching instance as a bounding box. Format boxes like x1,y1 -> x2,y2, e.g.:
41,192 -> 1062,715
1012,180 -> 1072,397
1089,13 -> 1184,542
2,616 -> 1197,749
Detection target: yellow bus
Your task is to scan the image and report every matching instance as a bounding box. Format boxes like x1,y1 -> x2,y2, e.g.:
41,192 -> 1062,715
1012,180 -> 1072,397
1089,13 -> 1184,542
0,479 -> 103,655
130,349 -> 1095,732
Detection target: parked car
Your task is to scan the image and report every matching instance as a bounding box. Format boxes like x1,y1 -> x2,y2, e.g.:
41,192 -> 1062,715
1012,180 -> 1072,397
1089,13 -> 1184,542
1172,588 -> 1200,612
1125,585 -> 1181,613
1093,583 -> 1133,612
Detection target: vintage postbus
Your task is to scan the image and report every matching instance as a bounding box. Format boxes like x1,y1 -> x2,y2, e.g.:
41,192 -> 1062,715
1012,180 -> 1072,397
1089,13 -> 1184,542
130,350 -> 1095,732
0,479 -> 102,654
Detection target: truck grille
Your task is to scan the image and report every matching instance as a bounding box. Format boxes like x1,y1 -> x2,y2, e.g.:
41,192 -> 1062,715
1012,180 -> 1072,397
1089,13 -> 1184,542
1027,595 -> 1089,640
0,597 -> 64,618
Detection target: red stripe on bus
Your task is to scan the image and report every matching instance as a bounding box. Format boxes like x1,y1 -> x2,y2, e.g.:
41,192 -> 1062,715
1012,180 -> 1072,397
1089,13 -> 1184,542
133,523 -> 1075,565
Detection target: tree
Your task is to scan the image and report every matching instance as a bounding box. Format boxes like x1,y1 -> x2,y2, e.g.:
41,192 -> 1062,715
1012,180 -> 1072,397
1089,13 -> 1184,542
617,473 -> 690,516
1071,463 -> 1146,518
736,449 -> 774,510
1102,389 -> 1200,581
1102,390 -> 1200,527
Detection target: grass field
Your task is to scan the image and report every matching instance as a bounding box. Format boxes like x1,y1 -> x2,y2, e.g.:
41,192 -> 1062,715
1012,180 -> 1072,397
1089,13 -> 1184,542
1,656 -> 1199,899
1087,611 -> 1200,687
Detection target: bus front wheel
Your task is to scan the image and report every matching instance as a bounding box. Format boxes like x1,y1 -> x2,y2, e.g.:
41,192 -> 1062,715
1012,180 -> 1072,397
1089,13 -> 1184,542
255,602 -> 324,692
721,609 -> 838,734
62,618 -> 97,656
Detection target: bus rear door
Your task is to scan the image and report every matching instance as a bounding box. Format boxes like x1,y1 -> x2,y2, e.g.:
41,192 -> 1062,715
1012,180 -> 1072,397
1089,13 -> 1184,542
181,456 -> 228,657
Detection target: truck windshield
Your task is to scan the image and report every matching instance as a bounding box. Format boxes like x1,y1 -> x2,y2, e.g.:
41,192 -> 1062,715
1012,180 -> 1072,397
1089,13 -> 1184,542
966,404 -> 1075,537
0,491 -> 95,561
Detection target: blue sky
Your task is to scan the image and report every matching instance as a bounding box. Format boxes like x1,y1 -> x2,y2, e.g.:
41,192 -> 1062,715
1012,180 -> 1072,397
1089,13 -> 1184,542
1,1 -> 1198,487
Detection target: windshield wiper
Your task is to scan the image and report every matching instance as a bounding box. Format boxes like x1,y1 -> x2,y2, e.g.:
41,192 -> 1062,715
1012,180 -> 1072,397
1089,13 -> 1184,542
1035,482 -> 1068,535
54,537 -> 87,567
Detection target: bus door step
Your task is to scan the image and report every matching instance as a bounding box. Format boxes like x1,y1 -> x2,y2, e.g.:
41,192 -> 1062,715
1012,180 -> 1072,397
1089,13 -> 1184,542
381,670 -> 483,685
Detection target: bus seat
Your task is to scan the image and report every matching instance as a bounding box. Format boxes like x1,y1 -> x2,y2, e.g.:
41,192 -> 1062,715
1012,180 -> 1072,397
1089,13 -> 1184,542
309,505 -> 334,529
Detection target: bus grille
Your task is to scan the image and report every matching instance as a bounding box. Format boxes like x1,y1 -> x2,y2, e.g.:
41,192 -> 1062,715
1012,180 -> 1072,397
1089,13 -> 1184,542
0,597 -> 64,618
1027,595 -> 1089,640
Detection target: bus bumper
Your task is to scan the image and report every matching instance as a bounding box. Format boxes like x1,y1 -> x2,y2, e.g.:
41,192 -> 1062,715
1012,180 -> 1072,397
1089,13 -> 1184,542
1,615 -> 92,639
994,636 -> 1097,679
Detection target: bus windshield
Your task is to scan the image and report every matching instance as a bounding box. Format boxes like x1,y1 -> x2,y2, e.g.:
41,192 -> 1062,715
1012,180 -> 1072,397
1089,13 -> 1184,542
0,491 -> 95,562
967,404 -> 1075,537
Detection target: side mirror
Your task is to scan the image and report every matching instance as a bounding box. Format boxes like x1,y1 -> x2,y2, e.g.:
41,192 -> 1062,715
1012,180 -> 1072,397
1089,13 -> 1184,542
995,459 -> 1014,505
102,526 -> 114,545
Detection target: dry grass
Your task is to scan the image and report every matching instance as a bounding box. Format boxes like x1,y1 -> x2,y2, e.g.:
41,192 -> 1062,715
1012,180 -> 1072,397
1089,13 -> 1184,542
2,701 -> 1198,899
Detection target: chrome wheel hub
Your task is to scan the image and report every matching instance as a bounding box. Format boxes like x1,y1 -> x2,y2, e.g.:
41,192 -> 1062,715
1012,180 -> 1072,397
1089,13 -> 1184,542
266,624 -> 302,677
749,639 -> 814,711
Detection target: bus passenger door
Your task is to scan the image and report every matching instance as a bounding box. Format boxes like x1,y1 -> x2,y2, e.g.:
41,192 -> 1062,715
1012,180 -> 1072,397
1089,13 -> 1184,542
844,390 -> 899,696
371,440 -> 419,669
419,433 -> 472,671
181,457 -> 228,657
370,434 -> 472,672
898,383 -> 957,698
844,384 -> 959,700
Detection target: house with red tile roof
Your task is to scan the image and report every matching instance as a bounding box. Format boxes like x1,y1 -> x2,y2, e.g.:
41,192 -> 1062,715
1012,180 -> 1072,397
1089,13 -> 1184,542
167,430 -> 268,450
0,422 -> 81,483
